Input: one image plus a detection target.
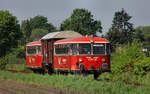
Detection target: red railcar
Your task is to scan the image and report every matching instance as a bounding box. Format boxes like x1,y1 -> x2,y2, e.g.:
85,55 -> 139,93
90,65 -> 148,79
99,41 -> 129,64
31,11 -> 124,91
26,41 -> 42,68
26,31 -> 111,79
53,37 -> 110,78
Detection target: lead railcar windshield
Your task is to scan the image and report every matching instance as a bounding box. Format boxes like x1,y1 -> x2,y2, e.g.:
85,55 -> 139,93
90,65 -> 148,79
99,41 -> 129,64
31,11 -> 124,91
71,43 -> 110,55
26,46 -> 42,55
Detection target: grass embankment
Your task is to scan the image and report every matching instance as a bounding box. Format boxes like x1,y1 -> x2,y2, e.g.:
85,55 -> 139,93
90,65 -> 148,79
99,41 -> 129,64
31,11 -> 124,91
0,71 -> 150,94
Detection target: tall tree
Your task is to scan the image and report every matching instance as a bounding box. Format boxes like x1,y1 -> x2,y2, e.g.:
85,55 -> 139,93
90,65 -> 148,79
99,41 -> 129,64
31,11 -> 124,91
134,26 -> 150,48
21,19 -> 32,44
106,28 -> 122,45
21,15 -> 56,43
134,27 -> 145,42
30,29 -> 49,41
106,8 -> 134,45
30,15 -> 56,32
0,10 -> 22,57
60,8 -> 102,36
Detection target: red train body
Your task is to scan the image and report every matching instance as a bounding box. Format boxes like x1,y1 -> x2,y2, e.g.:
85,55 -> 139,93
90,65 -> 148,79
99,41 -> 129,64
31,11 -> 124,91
54,37 -> 110,72
26,31 -> 111,79
26,41 -> 42,68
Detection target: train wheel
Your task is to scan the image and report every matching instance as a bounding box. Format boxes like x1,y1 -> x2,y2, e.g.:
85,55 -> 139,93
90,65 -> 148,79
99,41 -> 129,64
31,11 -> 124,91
73,70 -> 80,76
94,71 -> 100,80
47,64 -> 54,75
41,63 -> 48,74
81,70 -> 88,76
32,69 -> 37,73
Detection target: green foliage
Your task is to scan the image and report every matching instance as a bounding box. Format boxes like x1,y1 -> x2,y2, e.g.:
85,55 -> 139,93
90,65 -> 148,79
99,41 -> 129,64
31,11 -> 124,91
16,46 -> 26,58
21,19 -> 32,44
135,26 -> 150,40
99,40 -> 150,84
111,41 -> 143,73
6,47 -> 26,64
134,27 -> 145,42
29,29 -> 49,41
106,8 -> 134,46
0,47 -> 26,70
60,8 -> 102,36
30,15 -> 56,32
0,10 -> 22,57
21,15 -> 56,44
133,57 -> 150,75
6,63 -> 26,71
134,26 -> 150,49
105,28 -> 122,51
0,56 -> 8,69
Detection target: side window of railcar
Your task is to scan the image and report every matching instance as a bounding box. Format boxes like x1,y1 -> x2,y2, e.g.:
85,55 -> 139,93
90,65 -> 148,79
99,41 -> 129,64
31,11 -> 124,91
27,46 -> 36,55
38,46 -> 42,55
71,44 -> 78,55
55,45 -> 69,55
106,44 -> 111,55
79,44 -> 91,54
93,44 -> 105,55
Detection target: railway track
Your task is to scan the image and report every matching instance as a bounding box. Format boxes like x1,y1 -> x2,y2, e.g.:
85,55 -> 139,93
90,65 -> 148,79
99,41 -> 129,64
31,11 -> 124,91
1,69 -> 150,87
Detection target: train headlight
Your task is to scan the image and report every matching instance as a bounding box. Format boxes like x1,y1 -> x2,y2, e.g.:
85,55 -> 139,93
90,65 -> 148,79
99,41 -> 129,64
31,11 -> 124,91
79,58 -> 83,62
102,58 -> 106,62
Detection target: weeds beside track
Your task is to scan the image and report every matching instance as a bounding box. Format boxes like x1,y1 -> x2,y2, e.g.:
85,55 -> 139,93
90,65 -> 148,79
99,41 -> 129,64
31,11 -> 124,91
1,70 -> 150,94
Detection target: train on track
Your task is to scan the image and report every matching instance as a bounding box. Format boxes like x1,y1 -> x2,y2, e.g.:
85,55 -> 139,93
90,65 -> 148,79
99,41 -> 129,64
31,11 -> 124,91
26,31 -> 111,79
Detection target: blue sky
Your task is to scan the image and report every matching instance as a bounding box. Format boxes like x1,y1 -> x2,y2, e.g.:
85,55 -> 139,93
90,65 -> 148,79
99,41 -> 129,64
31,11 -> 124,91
0,0 -> 150,34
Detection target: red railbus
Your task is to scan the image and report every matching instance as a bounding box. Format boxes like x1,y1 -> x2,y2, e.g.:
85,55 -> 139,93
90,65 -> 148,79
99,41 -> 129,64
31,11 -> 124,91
26,41 -> 42,69
53,37 -> 110,79
26,31 -> 111,79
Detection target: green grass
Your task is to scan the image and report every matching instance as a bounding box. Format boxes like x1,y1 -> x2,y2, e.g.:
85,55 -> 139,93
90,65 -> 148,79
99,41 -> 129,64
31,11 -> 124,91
0,71 -> 150,94
5,63 -> 26,71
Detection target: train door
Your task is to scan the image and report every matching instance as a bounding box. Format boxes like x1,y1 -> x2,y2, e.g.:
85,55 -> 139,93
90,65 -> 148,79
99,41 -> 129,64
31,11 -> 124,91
54,44 -> 71,71
36,46 -> 42,67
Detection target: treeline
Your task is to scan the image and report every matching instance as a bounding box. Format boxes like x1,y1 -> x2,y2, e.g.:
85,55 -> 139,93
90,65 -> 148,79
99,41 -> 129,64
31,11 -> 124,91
0,8 -> 150,57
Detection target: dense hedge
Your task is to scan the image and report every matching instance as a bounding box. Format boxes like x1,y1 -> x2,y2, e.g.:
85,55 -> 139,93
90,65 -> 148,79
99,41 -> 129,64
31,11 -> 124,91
100,41 -> 150,83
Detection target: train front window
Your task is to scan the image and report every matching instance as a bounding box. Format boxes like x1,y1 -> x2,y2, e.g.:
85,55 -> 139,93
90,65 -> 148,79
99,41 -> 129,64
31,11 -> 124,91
79,44 -> 91,54
93,44 -> 105,55
27,46 -> 36,55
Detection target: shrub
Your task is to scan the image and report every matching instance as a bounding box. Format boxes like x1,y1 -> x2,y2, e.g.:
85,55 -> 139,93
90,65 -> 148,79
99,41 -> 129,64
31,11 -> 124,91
0,47 -> 26,70
111,41 -> 143,74
99,40 -> 150,84
16,46 -> 26,59
0,56 -> 8,69
133,57 -> 150,75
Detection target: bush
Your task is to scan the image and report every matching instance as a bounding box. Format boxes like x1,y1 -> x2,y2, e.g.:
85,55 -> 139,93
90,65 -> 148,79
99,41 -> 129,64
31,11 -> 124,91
111,41 -> 143,74
99,40 -> 150,84
6,47 -> 26,64
133,57 -> 150,75
0,47 -> 26,70
0,56 -> 8,69
16,46 -> 26,59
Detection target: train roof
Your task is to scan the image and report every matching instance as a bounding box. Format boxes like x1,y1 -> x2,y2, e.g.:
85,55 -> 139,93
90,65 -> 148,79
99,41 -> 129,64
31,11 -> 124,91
26,41 -> 41,46
54,37 -> 110,45
41,31 -> 82,40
